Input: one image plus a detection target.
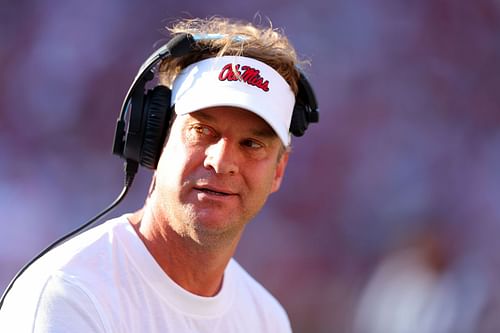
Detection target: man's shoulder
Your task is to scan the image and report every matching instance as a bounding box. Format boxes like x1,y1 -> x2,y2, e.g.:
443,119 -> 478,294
226,259 -> 292,332
228,259 -> 278,299
228,259 -> 291,325
49,214 -> 131,265
0,215 -> 135,330
16,214 -> 133,286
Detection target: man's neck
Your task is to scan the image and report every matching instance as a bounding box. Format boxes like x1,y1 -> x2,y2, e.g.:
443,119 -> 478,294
128,208 -> 241,297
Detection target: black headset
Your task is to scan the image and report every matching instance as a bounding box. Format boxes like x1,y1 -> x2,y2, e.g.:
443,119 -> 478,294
112,33 -> 319,170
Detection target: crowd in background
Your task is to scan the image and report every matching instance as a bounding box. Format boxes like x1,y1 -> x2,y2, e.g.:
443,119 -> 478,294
2,1 -> 500,332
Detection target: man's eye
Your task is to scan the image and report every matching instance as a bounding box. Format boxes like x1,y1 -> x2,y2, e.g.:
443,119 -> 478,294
192,124 -> 214,136
242,139 -> 264,149
185,124 -> 217,144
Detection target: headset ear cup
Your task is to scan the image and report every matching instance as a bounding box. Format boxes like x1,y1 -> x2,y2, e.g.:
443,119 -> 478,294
289,71 -> 319,137
140,86 -> 172,169
290,104 -> 307,137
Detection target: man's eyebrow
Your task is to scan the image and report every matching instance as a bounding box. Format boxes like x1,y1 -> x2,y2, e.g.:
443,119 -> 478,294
192,109 -> 216,122
249,126 -> 277,139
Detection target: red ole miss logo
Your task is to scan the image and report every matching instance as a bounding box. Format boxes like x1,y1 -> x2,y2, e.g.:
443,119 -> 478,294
218,63 -> 270,92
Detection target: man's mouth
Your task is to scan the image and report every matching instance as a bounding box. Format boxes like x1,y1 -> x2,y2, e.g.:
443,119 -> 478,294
194,187 -> 233,197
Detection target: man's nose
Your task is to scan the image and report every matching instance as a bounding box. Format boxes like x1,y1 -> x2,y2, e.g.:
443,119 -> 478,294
203,139 -> 239,175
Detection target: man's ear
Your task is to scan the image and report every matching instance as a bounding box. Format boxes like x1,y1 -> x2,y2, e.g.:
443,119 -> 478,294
271,151 -> 289,193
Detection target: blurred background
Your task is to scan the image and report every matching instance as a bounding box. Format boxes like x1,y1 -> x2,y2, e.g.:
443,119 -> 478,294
2,0 -> 500,332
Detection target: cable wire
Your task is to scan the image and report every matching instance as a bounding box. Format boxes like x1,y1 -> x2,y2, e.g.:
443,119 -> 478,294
0,161 -> 138,310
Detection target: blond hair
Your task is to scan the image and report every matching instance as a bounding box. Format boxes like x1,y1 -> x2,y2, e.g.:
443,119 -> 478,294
158,17 -> 304,94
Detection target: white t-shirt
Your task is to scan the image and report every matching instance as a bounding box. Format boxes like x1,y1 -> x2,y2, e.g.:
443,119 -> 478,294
0,215 -> 292,333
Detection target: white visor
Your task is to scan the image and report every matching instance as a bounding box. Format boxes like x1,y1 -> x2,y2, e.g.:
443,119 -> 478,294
171,56 -> 295,146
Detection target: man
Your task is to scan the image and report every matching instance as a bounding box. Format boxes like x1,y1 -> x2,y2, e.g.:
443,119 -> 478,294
0,17 -> 317,332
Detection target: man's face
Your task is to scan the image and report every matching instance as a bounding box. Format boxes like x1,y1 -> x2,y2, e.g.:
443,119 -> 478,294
152,106 -> 289,245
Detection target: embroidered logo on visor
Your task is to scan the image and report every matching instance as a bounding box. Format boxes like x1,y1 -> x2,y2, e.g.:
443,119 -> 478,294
218,63 -> 270,92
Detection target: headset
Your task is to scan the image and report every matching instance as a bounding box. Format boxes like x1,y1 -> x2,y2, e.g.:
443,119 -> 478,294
0,32 -> 319,310
112,32 -> 319,170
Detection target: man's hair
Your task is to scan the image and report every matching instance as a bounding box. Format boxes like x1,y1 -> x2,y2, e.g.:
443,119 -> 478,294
158,17 -> 304,94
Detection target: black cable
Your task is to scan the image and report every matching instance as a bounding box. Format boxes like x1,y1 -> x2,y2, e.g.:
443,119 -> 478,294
0,160 -> 138,310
